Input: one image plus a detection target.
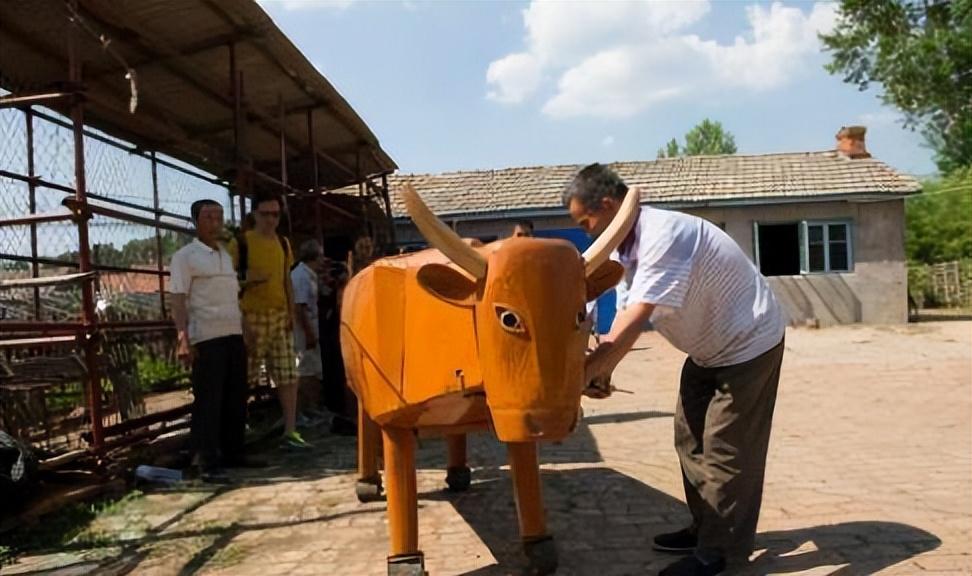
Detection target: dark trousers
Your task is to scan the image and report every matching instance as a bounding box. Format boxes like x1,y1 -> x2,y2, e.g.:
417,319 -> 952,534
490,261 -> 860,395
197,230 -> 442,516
675,338 -> 784,562
190,334 -> 247,468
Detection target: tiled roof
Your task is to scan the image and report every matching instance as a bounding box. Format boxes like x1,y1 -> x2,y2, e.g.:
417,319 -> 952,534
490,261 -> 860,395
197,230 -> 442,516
371,151 -> 920,218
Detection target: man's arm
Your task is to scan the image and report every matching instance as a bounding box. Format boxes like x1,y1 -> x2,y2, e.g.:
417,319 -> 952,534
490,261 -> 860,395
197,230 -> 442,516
585,302 -> 655,384
171,293 -> 194,367
295,302 -> 317,350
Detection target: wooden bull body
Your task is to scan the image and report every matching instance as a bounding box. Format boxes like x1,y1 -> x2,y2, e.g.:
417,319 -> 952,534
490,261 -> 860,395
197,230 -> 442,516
340,184 -> 639,575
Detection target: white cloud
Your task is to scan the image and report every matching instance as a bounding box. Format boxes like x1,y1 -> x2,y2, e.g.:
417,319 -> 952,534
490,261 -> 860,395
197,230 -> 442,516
601,136 -> 615,147
486,53 -> 542,104
257,0 -> 356,11
486,1 -> 839,119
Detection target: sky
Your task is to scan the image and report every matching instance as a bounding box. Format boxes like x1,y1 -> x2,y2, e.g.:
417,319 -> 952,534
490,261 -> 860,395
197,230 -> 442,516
252,2 -> 929,177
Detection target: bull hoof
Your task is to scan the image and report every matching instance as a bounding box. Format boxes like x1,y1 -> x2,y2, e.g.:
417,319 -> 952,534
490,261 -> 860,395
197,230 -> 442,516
445,466 -> 471,492
523,536 -> 558,575
355,476 -> 384,503
387,552 -> 426,576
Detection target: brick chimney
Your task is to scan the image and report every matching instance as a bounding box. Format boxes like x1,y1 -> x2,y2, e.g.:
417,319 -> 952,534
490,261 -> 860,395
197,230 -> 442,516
835,125 -> 870,159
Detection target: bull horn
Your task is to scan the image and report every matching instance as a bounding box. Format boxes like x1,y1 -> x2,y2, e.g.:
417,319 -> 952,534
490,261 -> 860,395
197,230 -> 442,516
402,183 -> 488,279
581,184 -> 641,276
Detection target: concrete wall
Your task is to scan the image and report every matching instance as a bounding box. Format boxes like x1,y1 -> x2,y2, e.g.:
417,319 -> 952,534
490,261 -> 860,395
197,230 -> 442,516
395,198 -> 908,325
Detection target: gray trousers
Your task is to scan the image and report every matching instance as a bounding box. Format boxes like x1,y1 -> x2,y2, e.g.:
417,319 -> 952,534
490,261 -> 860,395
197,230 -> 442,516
675,338 -> 784,562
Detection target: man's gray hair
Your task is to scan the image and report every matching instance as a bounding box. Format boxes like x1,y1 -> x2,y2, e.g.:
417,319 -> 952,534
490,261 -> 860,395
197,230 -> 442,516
562,163 -> 628,212
297,239 -> 323,263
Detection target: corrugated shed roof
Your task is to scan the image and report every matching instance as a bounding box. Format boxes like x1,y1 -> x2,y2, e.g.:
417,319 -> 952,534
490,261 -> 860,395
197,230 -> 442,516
376,152 -> 920,218
0,0 -> 396,189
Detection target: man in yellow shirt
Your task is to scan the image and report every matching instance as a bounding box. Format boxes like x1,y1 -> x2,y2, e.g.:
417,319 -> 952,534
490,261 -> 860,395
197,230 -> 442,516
231,191 -> 311,450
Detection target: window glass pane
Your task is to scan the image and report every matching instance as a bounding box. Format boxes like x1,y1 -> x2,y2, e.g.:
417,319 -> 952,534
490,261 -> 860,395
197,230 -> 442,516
829,242 -> 848,271
809,243 -> 825,271
808,225 -> 823,243
828,224 -> 847,242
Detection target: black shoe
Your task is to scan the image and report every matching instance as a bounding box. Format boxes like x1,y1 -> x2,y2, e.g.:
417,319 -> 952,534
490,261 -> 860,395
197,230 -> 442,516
653,527 -> 698,553
222,455 -> 268,469
658,555 -> 725,576
199,467 -> 232,484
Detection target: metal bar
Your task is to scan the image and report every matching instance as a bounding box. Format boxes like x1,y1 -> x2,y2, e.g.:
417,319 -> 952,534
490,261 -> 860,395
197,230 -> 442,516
279,93 -> 293,237
0,335 -> 78,349
151,152 -> 167,318
62,198 -> 195,236
0,169 -> 75,194
382,173 -> 397,250
308,110 -> 322,241
86,191 -> 191,222
93,403 -> 191,440
0,211 -> 74,227
0,272 -> 95,289
0,91 -> 76,109
26,108 -> 226,186
68,0 -> 104,450
0,321 -> 84,332
25,107 -> 42,320
231,43 -> 247,219
0,253 -> 171,277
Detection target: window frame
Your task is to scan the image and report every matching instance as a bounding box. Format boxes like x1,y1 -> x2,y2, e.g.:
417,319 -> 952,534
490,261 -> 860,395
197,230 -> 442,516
800,220 -> 853,274
753,219 -> 854,276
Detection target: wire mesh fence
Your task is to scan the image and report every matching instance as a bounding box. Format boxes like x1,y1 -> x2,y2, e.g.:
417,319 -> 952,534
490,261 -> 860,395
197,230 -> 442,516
1,98 -> 233,455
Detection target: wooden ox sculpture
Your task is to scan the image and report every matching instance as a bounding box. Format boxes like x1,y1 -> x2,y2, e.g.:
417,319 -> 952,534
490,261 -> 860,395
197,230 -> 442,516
340,183 -> 640,575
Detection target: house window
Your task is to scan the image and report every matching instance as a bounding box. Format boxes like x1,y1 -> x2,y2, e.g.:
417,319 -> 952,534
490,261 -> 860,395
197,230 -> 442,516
754,220 -> 853,276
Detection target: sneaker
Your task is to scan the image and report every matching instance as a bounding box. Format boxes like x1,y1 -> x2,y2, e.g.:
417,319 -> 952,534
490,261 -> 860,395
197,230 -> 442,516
659,555 -> 725,576
282,430 -> 313,450
653,527 -> 698,553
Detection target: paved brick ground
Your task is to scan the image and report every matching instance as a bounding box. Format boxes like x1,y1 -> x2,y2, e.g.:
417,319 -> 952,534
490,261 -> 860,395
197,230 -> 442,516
4,321 -> 970,575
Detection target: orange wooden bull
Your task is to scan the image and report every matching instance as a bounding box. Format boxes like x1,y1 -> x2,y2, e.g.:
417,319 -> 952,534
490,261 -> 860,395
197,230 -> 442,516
340,183 -> 639,575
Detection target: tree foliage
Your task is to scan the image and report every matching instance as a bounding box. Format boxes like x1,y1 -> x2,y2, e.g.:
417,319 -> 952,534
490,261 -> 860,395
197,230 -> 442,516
905,167 -> 972,264
657,119 -> 738,158
820,0 -> 972,173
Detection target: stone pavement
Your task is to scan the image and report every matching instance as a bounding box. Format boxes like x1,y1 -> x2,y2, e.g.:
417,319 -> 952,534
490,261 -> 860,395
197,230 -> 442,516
3,321 -> 970,575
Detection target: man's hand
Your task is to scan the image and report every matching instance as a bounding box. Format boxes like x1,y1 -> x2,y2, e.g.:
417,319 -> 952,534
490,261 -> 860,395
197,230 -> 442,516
583,346 -> 613,399
176,332 -> 195,369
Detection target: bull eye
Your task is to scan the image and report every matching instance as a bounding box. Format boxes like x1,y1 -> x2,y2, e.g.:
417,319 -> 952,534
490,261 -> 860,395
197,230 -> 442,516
494,306 -> 525,333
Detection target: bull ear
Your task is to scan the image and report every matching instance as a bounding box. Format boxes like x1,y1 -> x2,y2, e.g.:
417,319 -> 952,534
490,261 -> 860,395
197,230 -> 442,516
586,260 -> 623,302
417,263 -> 479,306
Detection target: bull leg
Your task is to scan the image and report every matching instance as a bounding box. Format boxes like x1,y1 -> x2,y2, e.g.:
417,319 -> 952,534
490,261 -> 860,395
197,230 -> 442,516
356,402 -> 384,503
383,427 -> 425,575
507,441 -> 558,575
445,433 -> 471,492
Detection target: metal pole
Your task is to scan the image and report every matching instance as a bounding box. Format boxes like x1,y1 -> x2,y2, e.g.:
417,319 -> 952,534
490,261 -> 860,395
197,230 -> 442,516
382,173 -> 397,251
151,152 -> 166,318
231,44 -> 247,220
25,107 -> 41,319
307,109 -> 323,242
68,0 -> 104,450
279,94 -> 292,238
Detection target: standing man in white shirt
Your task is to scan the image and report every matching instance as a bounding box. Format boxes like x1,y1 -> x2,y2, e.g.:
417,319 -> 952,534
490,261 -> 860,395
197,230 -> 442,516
565,164 -> 786,576
170,199 -> 250,481
291,239 -> 324,419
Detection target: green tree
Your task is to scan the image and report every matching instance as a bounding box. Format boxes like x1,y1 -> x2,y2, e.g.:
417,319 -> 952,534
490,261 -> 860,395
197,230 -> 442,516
906,167 -> 972,264
820,0 -> 972,174
657,119 -> 738,158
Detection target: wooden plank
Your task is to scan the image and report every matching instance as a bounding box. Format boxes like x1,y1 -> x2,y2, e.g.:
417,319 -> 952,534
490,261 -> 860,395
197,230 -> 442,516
0,271 -> 95,289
